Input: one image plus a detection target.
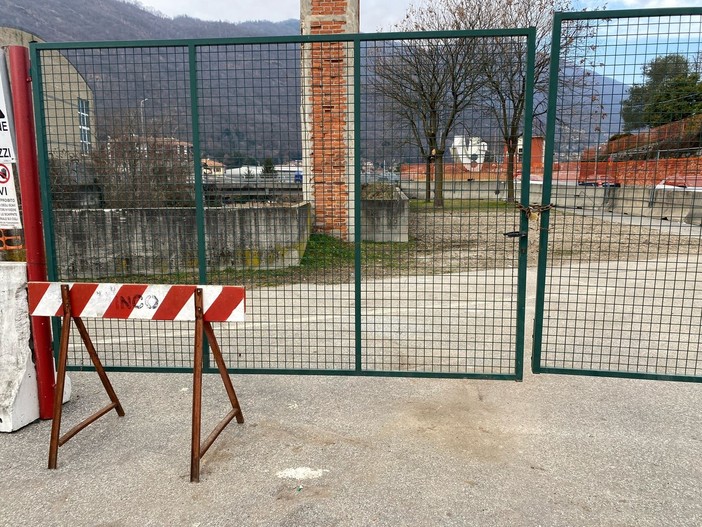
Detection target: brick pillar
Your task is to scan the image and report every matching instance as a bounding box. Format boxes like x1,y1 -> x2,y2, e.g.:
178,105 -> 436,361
300,0 -> 359,241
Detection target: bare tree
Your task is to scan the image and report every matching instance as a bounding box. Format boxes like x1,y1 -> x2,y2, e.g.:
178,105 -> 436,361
371,13 -> 485,207
91,107 -> 195,208
387,0 -> 601,203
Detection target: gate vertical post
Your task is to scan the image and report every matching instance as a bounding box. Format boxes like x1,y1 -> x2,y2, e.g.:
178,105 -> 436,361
531,14 -> 563,374
188,43 -> 207,286
188,43 -> 210,369
353,35 -> 363,373
515,29 -> 537,381
8,45 -> 54,419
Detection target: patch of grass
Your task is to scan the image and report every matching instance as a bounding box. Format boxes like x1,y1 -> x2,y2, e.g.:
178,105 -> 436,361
410,198 -> 514,212
300,233 -> 355,269
208,234 -> 356,288
362,239 -> 415,266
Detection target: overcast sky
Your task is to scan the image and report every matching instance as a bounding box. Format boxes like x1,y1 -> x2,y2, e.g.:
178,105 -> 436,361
134,0 -> 412,32
133,0 -> 700,32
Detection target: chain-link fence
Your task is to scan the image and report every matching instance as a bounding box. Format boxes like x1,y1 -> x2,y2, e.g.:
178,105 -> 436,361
32,29 -> 534,379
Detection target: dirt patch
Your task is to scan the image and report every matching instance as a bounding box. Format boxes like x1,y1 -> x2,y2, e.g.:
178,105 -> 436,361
219,204 -> 702,288
380,382 -> 516,462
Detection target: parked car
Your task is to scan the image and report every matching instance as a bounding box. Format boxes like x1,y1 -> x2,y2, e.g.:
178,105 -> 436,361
577,174 -> 620,187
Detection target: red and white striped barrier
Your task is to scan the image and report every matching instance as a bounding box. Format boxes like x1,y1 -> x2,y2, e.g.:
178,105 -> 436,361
31,280 -> 247,481
28,282 -> 245,322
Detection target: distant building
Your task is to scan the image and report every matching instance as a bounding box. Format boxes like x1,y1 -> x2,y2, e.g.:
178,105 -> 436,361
0,27 -> 96,160
510,136 -> 545,172
105,135 -> 193,171
224,161 -> 303,183
202,158 -> 225,177
400,162 -> 476,181
451,136 -> 488,171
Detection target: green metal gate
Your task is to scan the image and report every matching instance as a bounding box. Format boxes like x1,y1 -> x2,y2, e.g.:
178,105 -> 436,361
534,8 -> 702,382
31,29 -> 535,380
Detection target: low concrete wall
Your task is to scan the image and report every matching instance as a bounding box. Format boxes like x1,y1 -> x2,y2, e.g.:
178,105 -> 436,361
527,183 -> 702,224
605,187 -> 702,223
54,202 -> 312,279
361,189 -> 409,243
526,184 -> 606,210
402,180 -> 702,225
401,180 -> 506,201
0,263 -> 38,432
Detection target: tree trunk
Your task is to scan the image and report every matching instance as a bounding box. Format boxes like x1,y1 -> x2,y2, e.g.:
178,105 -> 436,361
434,154 -> 444,208
424,157 -> 432,202
505,144 -> 517,203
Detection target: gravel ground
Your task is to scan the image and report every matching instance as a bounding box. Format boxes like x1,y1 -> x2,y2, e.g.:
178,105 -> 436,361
367,206 -> 702,279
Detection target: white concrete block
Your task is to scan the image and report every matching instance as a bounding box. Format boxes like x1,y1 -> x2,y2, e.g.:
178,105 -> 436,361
0,357 -> 39,432
0,262 -> 38,432
0,262 -> 71,432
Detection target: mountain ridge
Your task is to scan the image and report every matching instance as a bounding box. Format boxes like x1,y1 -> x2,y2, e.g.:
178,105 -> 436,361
1,0 -> 627,165
0,0 -> 299,42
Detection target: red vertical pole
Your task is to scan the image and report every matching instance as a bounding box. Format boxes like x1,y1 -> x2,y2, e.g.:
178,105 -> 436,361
8,45 -> 55,419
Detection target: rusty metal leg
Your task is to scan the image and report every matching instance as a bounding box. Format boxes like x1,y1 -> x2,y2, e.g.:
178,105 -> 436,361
204,321 -> 244,424
190,288 -> 204,483
73,316 -> 125,417
48,285 -> 72,469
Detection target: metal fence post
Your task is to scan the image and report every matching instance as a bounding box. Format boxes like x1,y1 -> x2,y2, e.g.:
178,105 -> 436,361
9,45 -> 55,419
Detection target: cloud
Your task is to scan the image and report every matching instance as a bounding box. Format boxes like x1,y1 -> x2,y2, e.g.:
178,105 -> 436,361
132,0 -> 412,32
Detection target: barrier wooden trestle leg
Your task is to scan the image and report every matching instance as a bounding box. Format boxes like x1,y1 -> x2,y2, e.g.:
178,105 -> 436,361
191,288 -> 244,482
48,284 -> 126,470
32,282 -> 247,482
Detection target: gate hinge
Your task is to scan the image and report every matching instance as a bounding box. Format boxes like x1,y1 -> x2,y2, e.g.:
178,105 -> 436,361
503,231 -> 527,239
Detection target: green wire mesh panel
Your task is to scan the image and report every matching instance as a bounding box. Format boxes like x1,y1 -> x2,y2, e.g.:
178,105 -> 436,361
535,9 -> 702,381
358,34 -> 531,377
196,40 -> 356,372
34,44 -> 198,370
33,30 -> 532,378
197,33 -> 532,378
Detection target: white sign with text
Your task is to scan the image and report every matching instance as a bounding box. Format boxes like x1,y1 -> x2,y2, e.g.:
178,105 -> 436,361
0,53 -> 17,163
0,162 -> 21,228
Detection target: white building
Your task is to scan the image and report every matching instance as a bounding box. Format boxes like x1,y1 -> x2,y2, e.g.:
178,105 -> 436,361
451,135 -> 488,171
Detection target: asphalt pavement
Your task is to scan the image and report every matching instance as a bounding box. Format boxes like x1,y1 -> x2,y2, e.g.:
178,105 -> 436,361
1,261 -> 701,526
0,366 -> 700,526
